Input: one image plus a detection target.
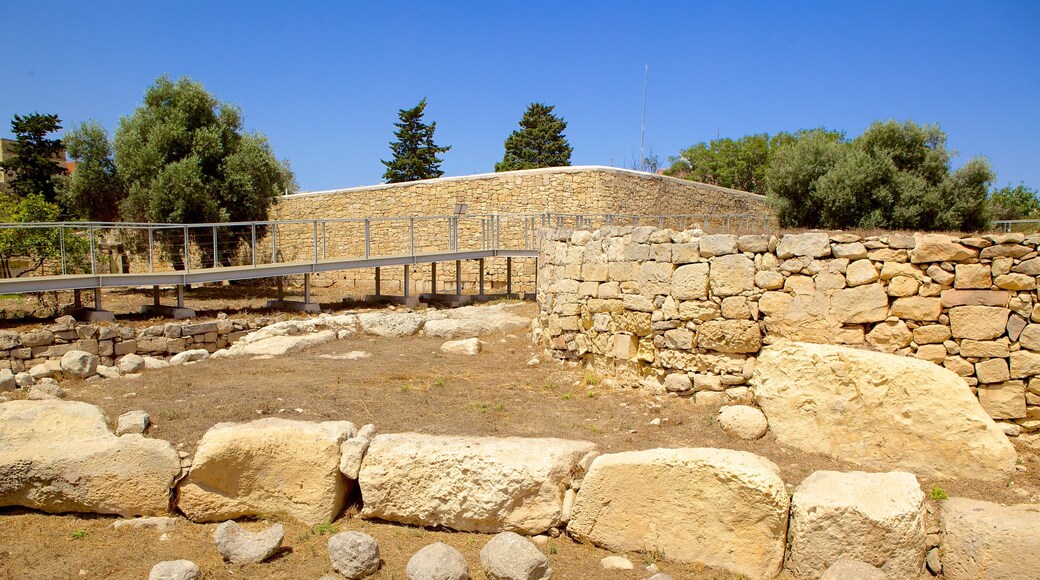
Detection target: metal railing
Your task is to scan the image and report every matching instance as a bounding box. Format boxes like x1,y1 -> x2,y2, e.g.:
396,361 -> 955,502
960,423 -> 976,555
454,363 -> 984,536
992,219 -> 1040,234
0,212 -> 774,284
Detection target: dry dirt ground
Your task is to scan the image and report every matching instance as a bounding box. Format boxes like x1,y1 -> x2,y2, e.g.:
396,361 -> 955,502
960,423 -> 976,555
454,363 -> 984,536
3,302 -> 1040,579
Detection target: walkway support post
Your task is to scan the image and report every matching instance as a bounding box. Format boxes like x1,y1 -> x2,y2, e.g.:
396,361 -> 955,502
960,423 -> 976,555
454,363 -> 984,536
374,267 -> 381,296
506,257 -> 513,297
455,260 -> 462,296
479,258 -> 485,296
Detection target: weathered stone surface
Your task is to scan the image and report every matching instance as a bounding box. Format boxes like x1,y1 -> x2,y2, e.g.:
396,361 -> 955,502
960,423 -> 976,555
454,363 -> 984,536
698,234 -> 737,257
940,289 -> 1011,307
60,349 -> 98,378
954,263 -> 992,289
977,381 -> 1026,419
709,254 -> 755,297
960,338 -> 1010,358
755,270 -> 785,290
995,273 -> 1036,290
149,560 -> 200,580
178,418 -> 354,525
328,531 -> 381,579
786,470 -> 925,579
941,497 -> 1040,580
833,242 -> 868,260
480,532 -> 551,580
1011,350 -> 1040,379
818,559 -> 888,580
975,358 -> 1011,384
358,312 -> 425,337
169,349 -> 208,365
753,342 -> 1016,482
1020,324 -> 1040,351
360,434 -> 598,534
116,410 -> 150,435
671,263 -> 709,300
777,233 -> 831,259
717,405 -> 768,440
213,520 -> 284,564
866,320 -> 912,353
113,516 -> 177,532
830,284 -> 888,323
914,324 -> 952,344
228,330 -> 337,357
440,338 -> 482,356
407,542 -> 469,580
949,306 -> 1010,340
889,297 -> 942,321
568,448 -> 789,579
0,400 -> 180,516
911,234 -> 976,263
697,320 -> 761,354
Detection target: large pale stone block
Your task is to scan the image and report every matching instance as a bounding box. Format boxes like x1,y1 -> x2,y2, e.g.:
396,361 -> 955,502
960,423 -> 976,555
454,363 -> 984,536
697,320 -> 762,354
1011,349 -> 1040,378
940,498 -> 1040,580
977,380 -> 1026,419
975,358 -> 1010,384
910,234 -> 977,263
949,306 -> 1010,340
709,254 -> 755,297
829,284 -> 888,324
786,470 -> 925,579
866,320 -> 912,352
0,400 -> 180,516
940,289 -> 1011,307
777,233 -> 831,259
178,418 -> 354,525
568,448 -> 789,579
954,264 -> 992,289
359,434 -> 598,534
671,263 -> 709,300
753,342 -> 1016,482
698,234 -> 737,257
889,296 -> 942,321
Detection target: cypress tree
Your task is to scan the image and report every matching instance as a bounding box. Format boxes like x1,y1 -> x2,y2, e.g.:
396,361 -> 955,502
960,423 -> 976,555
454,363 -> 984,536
382,98 -> 451,183
495,103 -> 573,172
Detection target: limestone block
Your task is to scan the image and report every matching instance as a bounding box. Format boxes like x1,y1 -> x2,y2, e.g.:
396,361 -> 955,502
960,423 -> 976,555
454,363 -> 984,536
944,355 -> 975,376
786,470 -> 925,579
709,254 -> 755,297
832,242 -> 868,260
359,434 -> 599,534
736,234 -> 769,253
948,306 -> 1010,340
721,296 -> 752,319
954,263 -> 992,289
889,297 -> 942,321
784,275 -> 815,295
0,400 -> 180,516
915,344 -> 948,364
977,380 -> 1026,419
663,328 -> 694,350
1013,257 -> 1040,275
671,264 -> 709,300
622,294 -> 655,313
679,300 -> 720,321
960,338 -> 1010,358
940,498 -> 1040,580
697,320 -> 762,354
568,448 -> 788,578
717,405 -> 768,440
754,270 -> 784,290
753,342 -> 1017,482
637,261 -> 674,285
178,418 -> 355,525
995,273 -> 1036,291
830,284 -> 888,324
879,261 -> 923,280
980,243 -> 1031,259
866,320 -> 913,352
910,234 -> 977,263
617,311 -> 652,336
926,264 -> 955,286
777,233 -> 831,259
698,234 -> 737,257
1020,324 -> 1040,351
975,358 -> 1010,383
913,324 -> 952,344
940,289 -> 1011,308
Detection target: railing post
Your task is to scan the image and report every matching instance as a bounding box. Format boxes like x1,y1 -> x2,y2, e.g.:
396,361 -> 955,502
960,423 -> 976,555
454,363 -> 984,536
148,227 -> 154,273
59,226 -> 66,275
410,218 -> 415,256
322,221 -> 327,260
183,225 -> 191,273
271,224 -> 277,264
212,225 -> 218,268
452,217 -> 458,252
313,220 -> 319,263
251,224 -> 257,267
364,219 -> 371,259
88,225 -> 96,275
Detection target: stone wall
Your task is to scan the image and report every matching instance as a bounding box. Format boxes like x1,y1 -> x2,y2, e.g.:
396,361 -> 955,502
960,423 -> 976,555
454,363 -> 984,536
537,226 -> 1040,432
270,166 -> 771,294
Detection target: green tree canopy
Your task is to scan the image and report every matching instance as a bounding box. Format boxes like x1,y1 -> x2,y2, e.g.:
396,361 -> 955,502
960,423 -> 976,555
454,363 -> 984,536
60,120 -> 126,222
495,103 -> 572,172
0,113 -> 67,202
382,98 -> 451,183
989,184 -> 1040,221
115,75 -> 295,226
766,120 -> 994,231
664,129 -> 843,194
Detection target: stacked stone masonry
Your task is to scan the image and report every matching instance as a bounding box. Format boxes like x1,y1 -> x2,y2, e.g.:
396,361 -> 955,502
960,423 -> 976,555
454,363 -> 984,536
0,316 -> 265,374
537,226 -> 1040,431
270,166 -> 770,295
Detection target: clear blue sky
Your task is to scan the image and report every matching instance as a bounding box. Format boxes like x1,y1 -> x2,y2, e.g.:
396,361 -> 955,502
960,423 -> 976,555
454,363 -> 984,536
3,1 -> 1038,192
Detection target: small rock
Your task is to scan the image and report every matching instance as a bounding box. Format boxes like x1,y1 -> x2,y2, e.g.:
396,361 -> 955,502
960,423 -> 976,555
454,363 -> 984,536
170,349 -> 209,365
213,520 -> 284,564
60,350 -> 99,379
117,410 -> 151,435
148,560 -> 199,580
648,574 -> 675,580
339,437 -> 371,480
926,547 -> 942,574
480,531 -> 551,580
328,531 -> 380,579
717,405 -> 769,440
999,422 -> 1022,437
142,356 -> 170,370
527,358 -> 540,367
407,542 -> 469,580
0,368 -> 14,390
28,382 -> 65,400
440,338 -> 482,356
14,372 -> 34,388
649,418 -> 662,427
600,556 -> 633,570
530,535 -> 549,548
818,558 -> 888,580
96,365 -> 121,379
113,516 -> 177,532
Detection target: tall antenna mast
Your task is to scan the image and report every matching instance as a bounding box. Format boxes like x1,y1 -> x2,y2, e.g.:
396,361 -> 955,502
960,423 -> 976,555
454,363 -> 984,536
640,64 -> 648,172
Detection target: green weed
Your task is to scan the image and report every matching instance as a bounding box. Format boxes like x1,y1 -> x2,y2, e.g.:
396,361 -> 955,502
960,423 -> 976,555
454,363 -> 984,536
929,487 -> 949,501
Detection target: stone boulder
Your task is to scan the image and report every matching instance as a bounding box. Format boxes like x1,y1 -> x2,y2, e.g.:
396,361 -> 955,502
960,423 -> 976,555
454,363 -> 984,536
328,531 -> 381,579
753,342 -> 1017,482
717,405 -> 768,440
149,560 -> 200,580
480,532 -> 551,580
0,400 -> 179,516
359,433 -> 598,534
440,338 -> 482,356
60,349 -> 99,379
407,542 -> 469,580
213,520 -> 284,564
941,497 -> 1040,580
178,418 -> 355,525
358,312 -> 425,338
227,329 -> 336,357
786,471 -> 925,579
424,318 -> 494,339
169,349 -> 209,365
118,353 -> 146,373
567,448 -> 789,579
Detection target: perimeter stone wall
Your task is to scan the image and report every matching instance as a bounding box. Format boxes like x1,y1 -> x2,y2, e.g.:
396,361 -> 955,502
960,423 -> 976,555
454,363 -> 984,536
537,226 -> 1040,431
269,166 -> 770,295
